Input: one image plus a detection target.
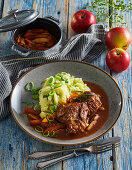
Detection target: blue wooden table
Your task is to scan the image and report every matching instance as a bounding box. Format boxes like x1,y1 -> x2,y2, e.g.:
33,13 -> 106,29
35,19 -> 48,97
0,0 -> 131,170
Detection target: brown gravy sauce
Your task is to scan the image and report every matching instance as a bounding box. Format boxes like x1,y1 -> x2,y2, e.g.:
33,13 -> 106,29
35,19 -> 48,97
54,81 -> 109,140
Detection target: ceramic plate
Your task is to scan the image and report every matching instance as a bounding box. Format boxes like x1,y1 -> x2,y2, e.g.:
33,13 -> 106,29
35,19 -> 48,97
10,61 -> 123,145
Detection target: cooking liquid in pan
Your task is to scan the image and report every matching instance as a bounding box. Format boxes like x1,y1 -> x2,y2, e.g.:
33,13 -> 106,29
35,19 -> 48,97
16,28 -> 57,50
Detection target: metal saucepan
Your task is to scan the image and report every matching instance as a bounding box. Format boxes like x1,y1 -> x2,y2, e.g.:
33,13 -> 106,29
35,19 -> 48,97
11,16 -> 63,56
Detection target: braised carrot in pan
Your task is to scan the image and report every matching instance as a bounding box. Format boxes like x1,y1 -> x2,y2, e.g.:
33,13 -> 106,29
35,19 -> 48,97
16,28 -> 57,50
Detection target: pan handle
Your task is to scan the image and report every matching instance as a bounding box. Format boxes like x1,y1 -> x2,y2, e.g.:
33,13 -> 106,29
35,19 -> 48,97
44,16 -> 62,28
11,44 -> 32,57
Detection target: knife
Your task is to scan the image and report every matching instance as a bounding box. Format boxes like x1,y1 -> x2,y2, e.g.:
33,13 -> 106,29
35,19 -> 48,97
28,137 -> 120,160
36,150 -> 87,169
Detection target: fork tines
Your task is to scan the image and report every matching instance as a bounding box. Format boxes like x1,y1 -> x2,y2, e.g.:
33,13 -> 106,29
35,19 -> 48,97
93,142 -> 120,154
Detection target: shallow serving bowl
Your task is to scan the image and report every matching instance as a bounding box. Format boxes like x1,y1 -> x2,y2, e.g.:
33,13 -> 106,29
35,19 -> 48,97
10,61 -> 123,145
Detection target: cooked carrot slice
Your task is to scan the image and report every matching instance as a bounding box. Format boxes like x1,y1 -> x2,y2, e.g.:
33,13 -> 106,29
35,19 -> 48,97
20,38 -> 25,45
24,107 -> 41,115
17,36 -> 21,43
32,38 -> 49,43
25,39 -> 34,45
42,118 -> 48,123
23,32 -> 36,38
31,34 -> 50,38
27,113 -> 40,120
29,119 -> 42,126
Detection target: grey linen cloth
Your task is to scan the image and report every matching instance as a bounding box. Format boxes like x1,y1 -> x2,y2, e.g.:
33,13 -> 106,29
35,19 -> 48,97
0,24 -> 106,120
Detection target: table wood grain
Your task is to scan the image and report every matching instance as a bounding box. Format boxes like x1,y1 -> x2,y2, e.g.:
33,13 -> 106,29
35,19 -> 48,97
0,0 -> 131,170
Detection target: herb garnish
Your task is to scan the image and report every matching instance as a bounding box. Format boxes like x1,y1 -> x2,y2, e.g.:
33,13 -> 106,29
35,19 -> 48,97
84,0 -> 132,28
34,102 -> 40,110
47,117 -> 53,124
25,81 -> 34,91
43,130 -> 55,137
22,101 -> 34,108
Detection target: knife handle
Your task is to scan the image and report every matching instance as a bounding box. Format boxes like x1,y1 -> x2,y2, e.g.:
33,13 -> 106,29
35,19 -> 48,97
36,151 -> 77,169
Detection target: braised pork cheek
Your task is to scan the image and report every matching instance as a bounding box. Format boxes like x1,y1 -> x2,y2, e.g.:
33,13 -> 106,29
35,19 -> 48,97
56,91 -> 102,134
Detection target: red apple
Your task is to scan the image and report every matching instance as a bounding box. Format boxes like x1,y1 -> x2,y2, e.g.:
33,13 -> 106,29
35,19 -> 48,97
106,48 -> 130,72
71,10 -> 96,34
105,27 -> 131,50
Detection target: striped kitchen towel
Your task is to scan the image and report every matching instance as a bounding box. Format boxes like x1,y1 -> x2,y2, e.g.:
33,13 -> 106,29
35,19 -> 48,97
0,24 -> 107,120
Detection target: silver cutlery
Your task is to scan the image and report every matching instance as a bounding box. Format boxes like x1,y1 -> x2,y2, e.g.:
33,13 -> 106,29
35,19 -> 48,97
28,137 -> 120,160
35,137 -> 120,169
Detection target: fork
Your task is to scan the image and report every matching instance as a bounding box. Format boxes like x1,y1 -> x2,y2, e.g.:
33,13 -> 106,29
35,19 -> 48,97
35,137 -> 120,169
28,137 -> 120,160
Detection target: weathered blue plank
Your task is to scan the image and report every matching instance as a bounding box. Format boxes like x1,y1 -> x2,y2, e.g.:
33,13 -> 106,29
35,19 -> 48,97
112,7 -> 132,170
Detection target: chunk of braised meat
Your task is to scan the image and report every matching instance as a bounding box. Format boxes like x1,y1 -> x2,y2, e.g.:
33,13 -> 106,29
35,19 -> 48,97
56,91 -> 102,134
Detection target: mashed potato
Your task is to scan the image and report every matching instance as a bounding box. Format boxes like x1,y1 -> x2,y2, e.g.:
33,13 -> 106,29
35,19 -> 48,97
39,72 -> 90,118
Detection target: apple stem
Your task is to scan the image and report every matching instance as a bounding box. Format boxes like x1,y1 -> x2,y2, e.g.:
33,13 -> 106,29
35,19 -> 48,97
81,11 -> 85,19
115,48 -> 120,55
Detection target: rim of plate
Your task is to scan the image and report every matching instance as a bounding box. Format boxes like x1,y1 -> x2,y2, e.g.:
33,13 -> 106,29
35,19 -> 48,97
10,60 -> 123,146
